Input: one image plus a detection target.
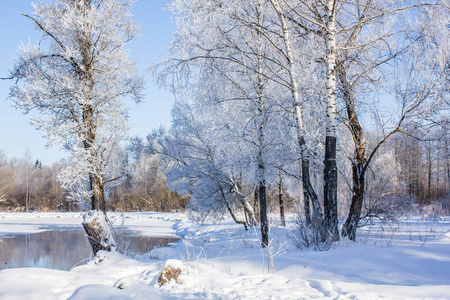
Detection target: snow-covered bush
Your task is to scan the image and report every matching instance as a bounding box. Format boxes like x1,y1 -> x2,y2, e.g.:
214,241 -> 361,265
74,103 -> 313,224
289,211 -> 333,251
420,199 -> 450,220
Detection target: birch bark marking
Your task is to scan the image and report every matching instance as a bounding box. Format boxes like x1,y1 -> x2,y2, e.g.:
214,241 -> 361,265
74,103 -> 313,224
446,140 -> 449,195
256,0 -> 268,247
270,0 -> 323,226
324,0 -> 339,241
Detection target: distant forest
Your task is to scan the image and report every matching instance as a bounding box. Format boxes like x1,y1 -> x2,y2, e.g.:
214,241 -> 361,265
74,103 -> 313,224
1,129 -> 448,214
0,150 -> 188,212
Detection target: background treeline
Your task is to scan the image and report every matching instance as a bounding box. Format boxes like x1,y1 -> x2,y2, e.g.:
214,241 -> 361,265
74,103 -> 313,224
0,150 -> 189,212
394,124 -> 450,207
1,122 -> 448,214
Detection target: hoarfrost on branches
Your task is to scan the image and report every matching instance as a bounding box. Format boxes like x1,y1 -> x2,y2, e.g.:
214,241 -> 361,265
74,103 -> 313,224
8,0 -> 143,210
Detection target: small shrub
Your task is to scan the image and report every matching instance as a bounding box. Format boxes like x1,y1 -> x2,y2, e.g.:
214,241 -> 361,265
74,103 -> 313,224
420,199 -> 450,220
289,213 -> 332,251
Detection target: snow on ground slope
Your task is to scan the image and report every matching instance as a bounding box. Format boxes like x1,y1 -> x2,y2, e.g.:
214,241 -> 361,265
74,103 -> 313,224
0,212 -> 449,299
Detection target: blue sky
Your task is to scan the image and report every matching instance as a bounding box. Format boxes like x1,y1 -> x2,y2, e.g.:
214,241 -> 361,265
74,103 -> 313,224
0,0 -> 176,165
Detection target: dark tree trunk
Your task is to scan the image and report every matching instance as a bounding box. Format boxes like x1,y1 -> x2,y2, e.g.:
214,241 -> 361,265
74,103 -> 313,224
279,174 -> 286,226
259,183 -> 268,247
299,136 -> 323,226
342,161 -> 365,240
254,187 -> 260,224
339,64 -> 366,241
324,136 -> 339,241
90,175 -> 106,213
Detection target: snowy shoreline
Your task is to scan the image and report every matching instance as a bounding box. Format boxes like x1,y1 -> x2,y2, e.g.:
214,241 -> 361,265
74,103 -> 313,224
0,212 -> 449,299
0,212 -> 180,238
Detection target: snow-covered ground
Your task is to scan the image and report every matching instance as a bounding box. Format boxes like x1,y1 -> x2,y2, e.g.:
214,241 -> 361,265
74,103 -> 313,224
0,212 -> 449,299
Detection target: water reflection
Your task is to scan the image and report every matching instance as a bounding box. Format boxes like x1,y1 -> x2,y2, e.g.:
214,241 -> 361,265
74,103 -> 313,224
0,229 -> 179,271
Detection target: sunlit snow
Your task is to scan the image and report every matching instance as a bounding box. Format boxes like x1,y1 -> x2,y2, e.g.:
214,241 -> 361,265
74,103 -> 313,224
0,212 -> 449,299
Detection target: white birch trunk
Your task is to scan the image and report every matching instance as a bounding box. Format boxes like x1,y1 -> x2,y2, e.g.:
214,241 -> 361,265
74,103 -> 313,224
323,0 -> 339,241
325,8 -> 337,139
270,0 -> 324,224
256,0 -> 268,247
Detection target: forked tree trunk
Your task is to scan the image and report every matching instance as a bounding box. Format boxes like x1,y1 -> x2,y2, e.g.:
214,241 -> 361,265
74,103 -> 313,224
222,183 -> 255,228
221,187 -> 250,230
234,188 -> 256,226
339,64 -> 367,241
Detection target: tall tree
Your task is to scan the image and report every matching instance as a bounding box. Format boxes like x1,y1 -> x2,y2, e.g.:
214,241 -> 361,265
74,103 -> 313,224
159,0 -> 292,246
337,0 -> 448,240
8,0 -> 143,254
270,0 -> 325,235
269,0 -> 447,242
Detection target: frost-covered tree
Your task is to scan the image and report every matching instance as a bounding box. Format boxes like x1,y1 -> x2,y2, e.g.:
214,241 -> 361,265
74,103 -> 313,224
135,102 -> 257,229
269,0 -> 326,236
268,0 -> 448,242
335,0 -> 448,240
7,0 -> 143,254
157,0 -> 296,246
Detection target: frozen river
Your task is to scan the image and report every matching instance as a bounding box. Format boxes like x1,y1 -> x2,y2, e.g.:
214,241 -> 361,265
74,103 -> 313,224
0,229 -> 179,271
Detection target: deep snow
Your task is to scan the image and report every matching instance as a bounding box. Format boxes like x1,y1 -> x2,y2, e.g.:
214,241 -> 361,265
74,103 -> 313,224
0,211 -> 449,299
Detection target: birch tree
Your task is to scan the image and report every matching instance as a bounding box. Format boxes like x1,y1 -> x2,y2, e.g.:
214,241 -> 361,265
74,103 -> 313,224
266,0 -> 447,242
7,0 -> 143,254
269,0 -> 326,236
277,0 -> 340,240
